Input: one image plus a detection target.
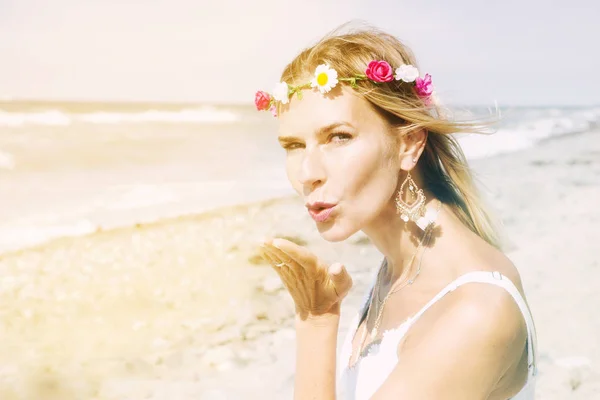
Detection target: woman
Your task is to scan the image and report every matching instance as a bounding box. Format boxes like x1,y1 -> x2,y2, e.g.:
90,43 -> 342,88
256,24 -> 537,400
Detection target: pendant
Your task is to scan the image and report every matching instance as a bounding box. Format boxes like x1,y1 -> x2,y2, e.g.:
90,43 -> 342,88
371,327 -> 378,336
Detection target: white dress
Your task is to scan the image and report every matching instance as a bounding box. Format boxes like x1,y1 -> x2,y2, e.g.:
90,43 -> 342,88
338,270 -> 538,399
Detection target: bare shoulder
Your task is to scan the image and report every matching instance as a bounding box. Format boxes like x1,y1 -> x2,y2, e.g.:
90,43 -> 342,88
486,258 -> 526,294
444,280 -> 527,341
403,279 -> 528,352
386,280 -> 529,398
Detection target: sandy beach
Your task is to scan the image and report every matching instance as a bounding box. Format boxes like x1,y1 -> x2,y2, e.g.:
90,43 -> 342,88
0,127 -> 599,399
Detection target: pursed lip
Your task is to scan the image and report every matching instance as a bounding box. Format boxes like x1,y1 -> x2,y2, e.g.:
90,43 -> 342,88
305,201 -> 337,222
305,201 -> 337,210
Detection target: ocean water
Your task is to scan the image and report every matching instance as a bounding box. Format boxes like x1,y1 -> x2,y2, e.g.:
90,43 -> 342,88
0,100 -> 598,253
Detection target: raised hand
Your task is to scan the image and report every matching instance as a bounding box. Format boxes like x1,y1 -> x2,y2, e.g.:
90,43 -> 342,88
260,238 -> 353,320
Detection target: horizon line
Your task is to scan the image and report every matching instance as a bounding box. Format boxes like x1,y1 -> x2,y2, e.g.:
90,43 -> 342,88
0,97 -> 597,109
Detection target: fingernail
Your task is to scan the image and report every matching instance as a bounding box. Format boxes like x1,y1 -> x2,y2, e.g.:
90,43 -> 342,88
329,263 -> 343,275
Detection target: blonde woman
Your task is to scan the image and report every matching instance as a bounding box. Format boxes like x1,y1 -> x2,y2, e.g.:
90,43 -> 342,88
257,24 -> 537,400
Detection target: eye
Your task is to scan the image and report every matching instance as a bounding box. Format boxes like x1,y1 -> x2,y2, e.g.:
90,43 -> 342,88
329,132 -> 352,143
282,142 -> 304,151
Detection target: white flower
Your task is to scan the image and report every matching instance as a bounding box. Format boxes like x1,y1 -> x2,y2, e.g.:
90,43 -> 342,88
272,82 -> 290,104
310,64 -> 339,93
394,64 -> 419,83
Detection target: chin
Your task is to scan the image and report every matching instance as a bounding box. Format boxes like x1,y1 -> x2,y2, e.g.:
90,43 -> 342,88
316,220 -> 359,243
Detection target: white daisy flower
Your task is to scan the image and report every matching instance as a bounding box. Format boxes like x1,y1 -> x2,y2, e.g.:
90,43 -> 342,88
394,64 -> 419,83
272,82 -> 290,104
310,64 -> 339,93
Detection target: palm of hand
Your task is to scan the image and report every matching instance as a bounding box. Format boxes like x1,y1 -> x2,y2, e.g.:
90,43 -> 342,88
260,238 -> 353,320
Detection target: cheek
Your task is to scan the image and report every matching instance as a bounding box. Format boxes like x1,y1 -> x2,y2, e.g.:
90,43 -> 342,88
319,168 -> 397,242
338,142 -> 398,204
344,168 -> 397,224
285,156 -> 302,194
330,142 -> 399,231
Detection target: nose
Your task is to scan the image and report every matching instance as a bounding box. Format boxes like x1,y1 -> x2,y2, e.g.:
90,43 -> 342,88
297,147 -> 326,193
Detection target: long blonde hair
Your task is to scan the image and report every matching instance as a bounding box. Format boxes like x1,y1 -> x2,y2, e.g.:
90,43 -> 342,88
279,22 -> 504,249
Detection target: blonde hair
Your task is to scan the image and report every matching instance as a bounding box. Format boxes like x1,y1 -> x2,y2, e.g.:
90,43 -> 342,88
279,22 -> 504,249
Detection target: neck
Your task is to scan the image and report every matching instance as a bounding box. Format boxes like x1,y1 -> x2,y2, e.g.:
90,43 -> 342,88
362,192 -> 442,284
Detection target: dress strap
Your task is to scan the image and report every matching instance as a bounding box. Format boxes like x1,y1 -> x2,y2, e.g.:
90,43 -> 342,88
406,271 -> 537,373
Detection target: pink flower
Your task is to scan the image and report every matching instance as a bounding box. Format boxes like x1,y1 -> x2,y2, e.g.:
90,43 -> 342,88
254,91 -> 271,111
365,60 -> 394,83
269,104 -> 278,117
414,74 -> 434,98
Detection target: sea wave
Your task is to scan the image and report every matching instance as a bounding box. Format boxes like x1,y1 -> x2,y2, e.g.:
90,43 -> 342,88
0,110 -> 72,127
0,106 -> 240,127
457,107 -> 600,160
0,180 -> 295,255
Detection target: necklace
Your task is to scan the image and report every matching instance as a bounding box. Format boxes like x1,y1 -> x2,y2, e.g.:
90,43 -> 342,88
375,244 -> 420,305
370,217 -> 435,336
349,199 -> 442,366
375,198 -> 443,306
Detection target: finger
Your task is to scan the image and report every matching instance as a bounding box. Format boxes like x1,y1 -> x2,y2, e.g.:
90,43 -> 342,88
259,247 -> 294,281
268,239 -> 319,272
260,245 -> 302,280
261,245 -> 291,267
328,263 -> 353,300
260,247 -> 289,270
263,243 -> 307,272
259,246 -> 277,264
270,238 -> 317,264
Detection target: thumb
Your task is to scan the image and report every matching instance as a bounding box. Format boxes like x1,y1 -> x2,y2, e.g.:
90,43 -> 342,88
328,263 -> 353,300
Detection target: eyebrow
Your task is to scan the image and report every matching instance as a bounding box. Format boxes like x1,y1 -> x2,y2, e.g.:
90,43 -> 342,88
278,122 -> 354,145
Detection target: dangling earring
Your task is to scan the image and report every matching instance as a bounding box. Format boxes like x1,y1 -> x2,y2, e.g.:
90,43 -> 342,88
395,163 -> 426,224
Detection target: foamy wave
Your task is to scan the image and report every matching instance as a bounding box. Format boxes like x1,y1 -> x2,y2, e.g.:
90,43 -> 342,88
458,109 -> 600,160
0,106 -> 240,127
78,107 -> 239,124
0,110 -> 71,127
0,180 -> 295,254
457,129 -> 536,160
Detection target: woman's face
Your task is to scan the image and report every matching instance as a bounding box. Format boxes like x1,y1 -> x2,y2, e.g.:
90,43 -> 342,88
277,86 -> 402,242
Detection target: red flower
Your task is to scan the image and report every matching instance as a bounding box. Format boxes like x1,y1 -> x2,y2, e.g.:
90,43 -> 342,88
254,91 -> 271,111
414,74 -> 434,97
365,60 -> 394,83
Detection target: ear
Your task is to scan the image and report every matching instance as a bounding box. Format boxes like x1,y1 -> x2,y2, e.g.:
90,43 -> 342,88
397,128 -> 428,171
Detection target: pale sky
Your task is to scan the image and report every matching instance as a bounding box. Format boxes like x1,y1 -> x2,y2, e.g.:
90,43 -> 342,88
0,0 -> 598,106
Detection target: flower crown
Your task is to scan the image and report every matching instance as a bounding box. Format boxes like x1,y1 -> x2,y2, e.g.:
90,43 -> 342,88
254,60 -> 434,117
